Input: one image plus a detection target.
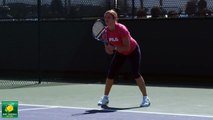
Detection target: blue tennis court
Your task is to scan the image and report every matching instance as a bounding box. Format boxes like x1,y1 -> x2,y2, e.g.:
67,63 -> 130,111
1,104 -> 212,120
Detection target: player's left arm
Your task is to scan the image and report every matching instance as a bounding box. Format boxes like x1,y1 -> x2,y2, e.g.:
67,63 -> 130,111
116,35 -> 130,52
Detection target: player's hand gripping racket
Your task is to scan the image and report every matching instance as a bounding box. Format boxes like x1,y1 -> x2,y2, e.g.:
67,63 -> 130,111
92,19 -> 108,45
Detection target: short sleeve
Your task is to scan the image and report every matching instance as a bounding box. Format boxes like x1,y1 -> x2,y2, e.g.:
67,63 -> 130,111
118,24 -> 130,37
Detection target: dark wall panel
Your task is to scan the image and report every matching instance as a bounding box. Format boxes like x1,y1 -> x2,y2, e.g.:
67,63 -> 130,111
0,22 -> 38,71
40,20 -> 109,73
0,19 -> 212,77
121,19 -> 213,76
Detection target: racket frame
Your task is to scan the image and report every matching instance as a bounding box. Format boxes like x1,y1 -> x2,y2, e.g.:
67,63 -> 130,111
92,19 -> 108,45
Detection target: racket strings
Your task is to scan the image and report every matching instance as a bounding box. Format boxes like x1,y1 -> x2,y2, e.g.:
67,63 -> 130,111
92,21 -> 105,38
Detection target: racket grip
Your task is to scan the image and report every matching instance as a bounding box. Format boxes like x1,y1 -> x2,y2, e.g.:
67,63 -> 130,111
100,39 -> 108,45
114,46 -> 118,50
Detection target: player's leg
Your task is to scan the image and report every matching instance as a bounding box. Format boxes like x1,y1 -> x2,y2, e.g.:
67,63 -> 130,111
97,78 -> 113,106
135,76 -> 151,107
104,78 -> 114,96
129,45 -> 151,107
98,52 -> 126,106
135,76 -> 148,97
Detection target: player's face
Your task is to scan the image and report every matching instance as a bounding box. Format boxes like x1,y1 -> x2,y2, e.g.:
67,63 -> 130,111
104,13 -> 115,26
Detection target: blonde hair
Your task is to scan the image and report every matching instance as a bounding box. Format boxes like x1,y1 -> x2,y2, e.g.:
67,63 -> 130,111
104,9 -> 118,21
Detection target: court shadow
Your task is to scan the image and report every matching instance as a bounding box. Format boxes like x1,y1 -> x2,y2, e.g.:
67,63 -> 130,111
101,105 -> 141,111
84,109 -> 116,114
71,109 -> 115,116
72,106 -> 140,116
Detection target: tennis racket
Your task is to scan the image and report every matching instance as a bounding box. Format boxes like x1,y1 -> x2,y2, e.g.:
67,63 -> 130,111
92,19 -> 108,44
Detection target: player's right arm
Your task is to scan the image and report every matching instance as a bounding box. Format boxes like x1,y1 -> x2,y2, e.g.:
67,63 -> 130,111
101,30 -> 114,55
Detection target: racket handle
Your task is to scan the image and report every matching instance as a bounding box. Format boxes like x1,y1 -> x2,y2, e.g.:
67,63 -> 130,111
99,39 -> 108,45
114,47 -> 118,51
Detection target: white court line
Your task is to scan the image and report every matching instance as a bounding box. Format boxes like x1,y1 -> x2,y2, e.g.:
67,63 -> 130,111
0,105 -> 57,113
20,103 -> 213,118
19,106 -> 58,112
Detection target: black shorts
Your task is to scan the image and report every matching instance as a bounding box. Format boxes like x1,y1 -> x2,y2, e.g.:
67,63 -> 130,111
107,45 -> 142,79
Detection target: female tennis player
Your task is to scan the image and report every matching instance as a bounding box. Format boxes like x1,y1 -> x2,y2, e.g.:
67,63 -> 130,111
98,9 -> 151,107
